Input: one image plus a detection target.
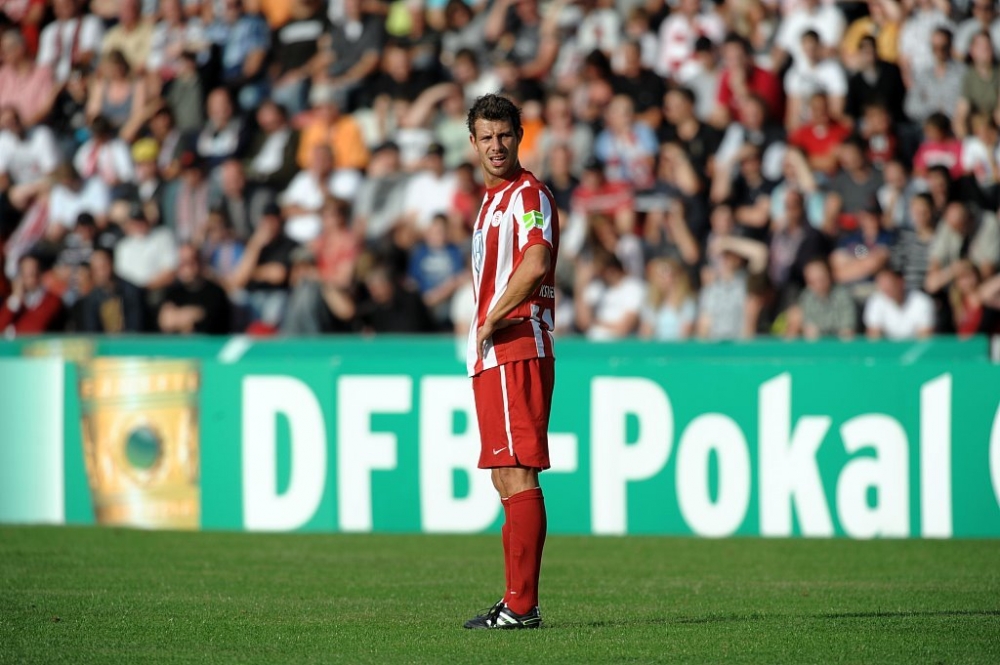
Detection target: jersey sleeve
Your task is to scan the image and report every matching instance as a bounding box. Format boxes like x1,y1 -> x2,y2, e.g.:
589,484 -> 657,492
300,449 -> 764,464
512,185 -> 555,257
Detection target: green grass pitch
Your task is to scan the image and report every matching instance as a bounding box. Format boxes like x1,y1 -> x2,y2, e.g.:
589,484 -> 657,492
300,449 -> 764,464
1,527 -> 998,664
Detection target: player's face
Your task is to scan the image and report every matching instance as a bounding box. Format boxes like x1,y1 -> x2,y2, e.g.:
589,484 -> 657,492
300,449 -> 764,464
470,119 -> 522,186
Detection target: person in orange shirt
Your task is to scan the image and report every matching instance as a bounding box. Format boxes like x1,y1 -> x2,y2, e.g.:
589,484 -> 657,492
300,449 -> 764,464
296,84 -> 370,172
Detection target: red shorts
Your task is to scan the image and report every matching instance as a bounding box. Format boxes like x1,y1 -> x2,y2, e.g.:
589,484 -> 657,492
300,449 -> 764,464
472,358 -> 554,470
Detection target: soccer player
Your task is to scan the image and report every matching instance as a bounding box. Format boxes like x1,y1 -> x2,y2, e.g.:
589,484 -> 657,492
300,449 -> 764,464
462,94 -> 559,630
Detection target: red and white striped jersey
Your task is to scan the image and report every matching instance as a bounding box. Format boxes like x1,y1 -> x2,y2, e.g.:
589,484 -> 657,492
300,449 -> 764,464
467,167 -> 559,377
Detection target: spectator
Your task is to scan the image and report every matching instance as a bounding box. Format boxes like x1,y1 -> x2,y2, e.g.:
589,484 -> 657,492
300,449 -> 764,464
146,0 -> 208,88
594,94 -> 658,191
196,88 -> 246,172
844,36 -> 907,127
147,107 -> 184,180
353,141 -> 410,243
206,0 -> 269,110
534,92 -> 594,178
357,262 -> 434,333
962,112 -> 1000,196
787,258 -> 856,339
697,244 -> 758,341
654,0 -> 724,79
158,243 -> 231,334
769,146 -> 824,230
226,202 -> 297,331
904,27 -> 964,125
768,188 -> 829,307
209,160 -> 255,239
47,163 -> 110,241
712,143 -> 775,243
898,0 -> 954,84
167,151 -> 210,243
163,51 -> 204,134
314,0 -> 384,104
125,138 -> 164,212
913,112 -> 964,179
955,1 -> 1000,58
52,211 -> 98,301
42,63 -> 91,157
201,208 -> 245,283
483,0 -> 558,84
85,49 -> 147,142
676,36 -> 721,124
281,244 -> 357,334
925,201 -> 1000,293
99,0 -> 153,73
638,257 -> 696,341
823,137 -> 885,236
280,143 -> 362,243
244,101 -> 299,196
784,30 -> 848,131
401,143 -> 457,234
79,246 -> 145,333
841,0 -> 903,69
611,39 -> 665,128
0,254 -> 65,335
408,213 -> 465,328
949,259 -> 985,336
772,0 -> 845,72
714,94 -> 787,183
73,115 -> 134,191
646,142 -> 706,246
269,0 -> 328,116
575,250 -> 645,341
0,28 -> 53,127
954,31 -> 1000,139
297,83 -> 369,171
0,106 -> 59,231
713,33 -> 784,129
114,202 -> 179,291
788,93 -> 850,176
857,103 -> 898,167
892,192 -> 936,293
830,199 -> 894,303
864,267 -> 935,339
658,86 -> 722,189
566,159 -> 634,262
36,0 -> 104,83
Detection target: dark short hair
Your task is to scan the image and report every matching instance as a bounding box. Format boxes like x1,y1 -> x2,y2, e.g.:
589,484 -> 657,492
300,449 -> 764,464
466,93 -> 522,138
801,29 -> 821,43
667,85 -> 696,106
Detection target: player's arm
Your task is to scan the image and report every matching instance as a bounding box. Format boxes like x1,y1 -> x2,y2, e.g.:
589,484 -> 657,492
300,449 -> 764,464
476,244 -> 551,360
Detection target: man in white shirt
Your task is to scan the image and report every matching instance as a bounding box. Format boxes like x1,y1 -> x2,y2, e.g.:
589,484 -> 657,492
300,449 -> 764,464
401,143 -> 458,233
48,164 -> 110,237
279,143 -> 362,243
36,0 -> 104,82
576,252 -> 645,341
0,107 -> 59,203
114,203 -> 179,289
784,30 -> 848,129
864,267 -> 935,339
772,0 -> 845,71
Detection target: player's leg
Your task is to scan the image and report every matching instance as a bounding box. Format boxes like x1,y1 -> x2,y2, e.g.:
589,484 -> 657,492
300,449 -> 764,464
496,466 -> 546,617
491,468 -> 513,604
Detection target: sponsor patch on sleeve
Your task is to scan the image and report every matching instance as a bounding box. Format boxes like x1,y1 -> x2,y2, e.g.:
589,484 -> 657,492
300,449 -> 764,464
521,210 -> 544,230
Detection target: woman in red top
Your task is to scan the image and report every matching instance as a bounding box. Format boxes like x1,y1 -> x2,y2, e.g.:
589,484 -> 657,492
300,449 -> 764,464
950,260 -> 984,337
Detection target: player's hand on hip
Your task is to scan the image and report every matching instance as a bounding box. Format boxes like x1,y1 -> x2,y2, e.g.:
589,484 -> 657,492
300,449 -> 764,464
477,317 -> 524,360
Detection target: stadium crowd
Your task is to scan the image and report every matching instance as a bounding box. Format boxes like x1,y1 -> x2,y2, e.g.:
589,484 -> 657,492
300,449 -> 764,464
3,0 -> 1000,340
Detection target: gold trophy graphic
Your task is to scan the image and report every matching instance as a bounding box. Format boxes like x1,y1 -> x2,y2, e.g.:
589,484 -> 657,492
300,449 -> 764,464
79,358 -> 201,529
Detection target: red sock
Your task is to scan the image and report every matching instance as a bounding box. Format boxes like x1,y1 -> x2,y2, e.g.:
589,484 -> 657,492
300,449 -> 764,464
501,497 -> 511,604
505,487 -> 546,615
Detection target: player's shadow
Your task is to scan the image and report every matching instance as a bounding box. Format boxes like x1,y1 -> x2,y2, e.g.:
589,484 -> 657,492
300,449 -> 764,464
578,609 -> 1000,629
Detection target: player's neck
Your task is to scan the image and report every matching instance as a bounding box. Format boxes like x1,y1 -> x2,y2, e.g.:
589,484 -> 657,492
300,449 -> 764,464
484,164 -> 523,193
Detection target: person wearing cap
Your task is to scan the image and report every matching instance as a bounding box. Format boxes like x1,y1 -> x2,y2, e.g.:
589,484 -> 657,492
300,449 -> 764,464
113,201 -> 179,291
296,82 -> 369,171
830,197 -> 894,305
129,137 -> 163,209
